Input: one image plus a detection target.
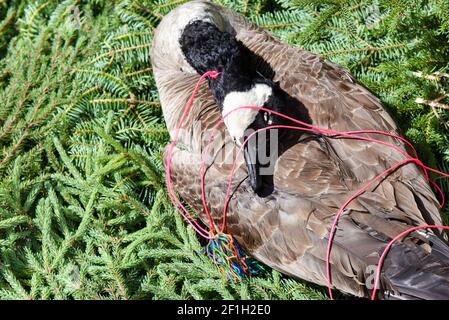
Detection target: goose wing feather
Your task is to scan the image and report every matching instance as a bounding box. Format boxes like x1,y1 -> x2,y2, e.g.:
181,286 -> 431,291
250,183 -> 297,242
153,1 -> 447,298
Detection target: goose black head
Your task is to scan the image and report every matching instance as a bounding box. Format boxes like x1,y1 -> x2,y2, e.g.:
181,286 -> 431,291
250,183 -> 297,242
179,20 -> 286,195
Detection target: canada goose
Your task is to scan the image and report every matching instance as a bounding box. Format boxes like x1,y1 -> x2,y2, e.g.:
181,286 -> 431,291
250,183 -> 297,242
151,0 -> 449,299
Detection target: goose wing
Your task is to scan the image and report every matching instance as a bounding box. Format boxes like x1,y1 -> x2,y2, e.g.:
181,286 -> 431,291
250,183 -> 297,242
164,133 -> 445,298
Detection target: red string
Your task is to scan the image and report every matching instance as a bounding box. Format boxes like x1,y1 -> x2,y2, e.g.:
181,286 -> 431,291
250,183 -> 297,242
371,225 -> 449,300
165,71 -> 220,239
168,71 -> 449,299
201,106 -> 449,299
200,106 -> 433,230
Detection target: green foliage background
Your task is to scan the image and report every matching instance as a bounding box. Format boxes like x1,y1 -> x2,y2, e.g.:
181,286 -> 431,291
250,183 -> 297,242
0,0 -> 448,300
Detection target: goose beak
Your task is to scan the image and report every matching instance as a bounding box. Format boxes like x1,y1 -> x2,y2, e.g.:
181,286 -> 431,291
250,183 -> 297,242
241,134 -> 263,193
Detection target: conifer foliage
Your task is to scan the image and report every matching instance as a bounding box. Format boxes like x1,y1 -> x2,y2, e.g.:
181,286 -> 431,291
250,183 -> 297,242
0,0 -> 448,299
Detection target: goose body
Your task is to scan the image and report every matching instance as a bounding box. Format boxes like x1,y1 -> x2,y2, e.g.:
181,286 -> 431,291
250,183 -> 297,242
151,0 -> 449,299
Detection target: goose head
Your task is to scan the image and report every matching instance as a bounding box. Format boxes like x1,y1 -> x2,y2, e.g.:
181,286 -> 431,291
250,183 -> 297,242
179,19 -> 286,194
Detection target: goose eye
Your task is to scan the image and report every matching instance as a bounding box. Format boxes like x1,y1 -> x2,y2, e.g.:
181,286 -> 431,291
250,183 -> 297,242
263,111 -> 273,125
263,112 -> 269,123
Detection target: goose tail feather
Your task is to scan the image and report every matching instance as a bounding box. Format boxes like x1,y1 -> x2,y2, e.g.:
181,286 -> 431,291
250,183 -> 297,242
382,236 -> 449,300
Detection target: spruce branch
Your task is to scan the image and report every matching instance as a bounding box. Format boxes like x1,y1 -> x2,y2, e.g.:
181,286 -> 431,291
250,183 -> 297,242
50,190 -> 98,270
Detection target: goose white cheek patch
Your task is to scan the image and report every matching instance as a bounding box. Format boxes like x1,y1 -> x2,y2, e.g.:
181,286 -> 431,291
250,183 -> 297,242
222,84 -> 272,144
